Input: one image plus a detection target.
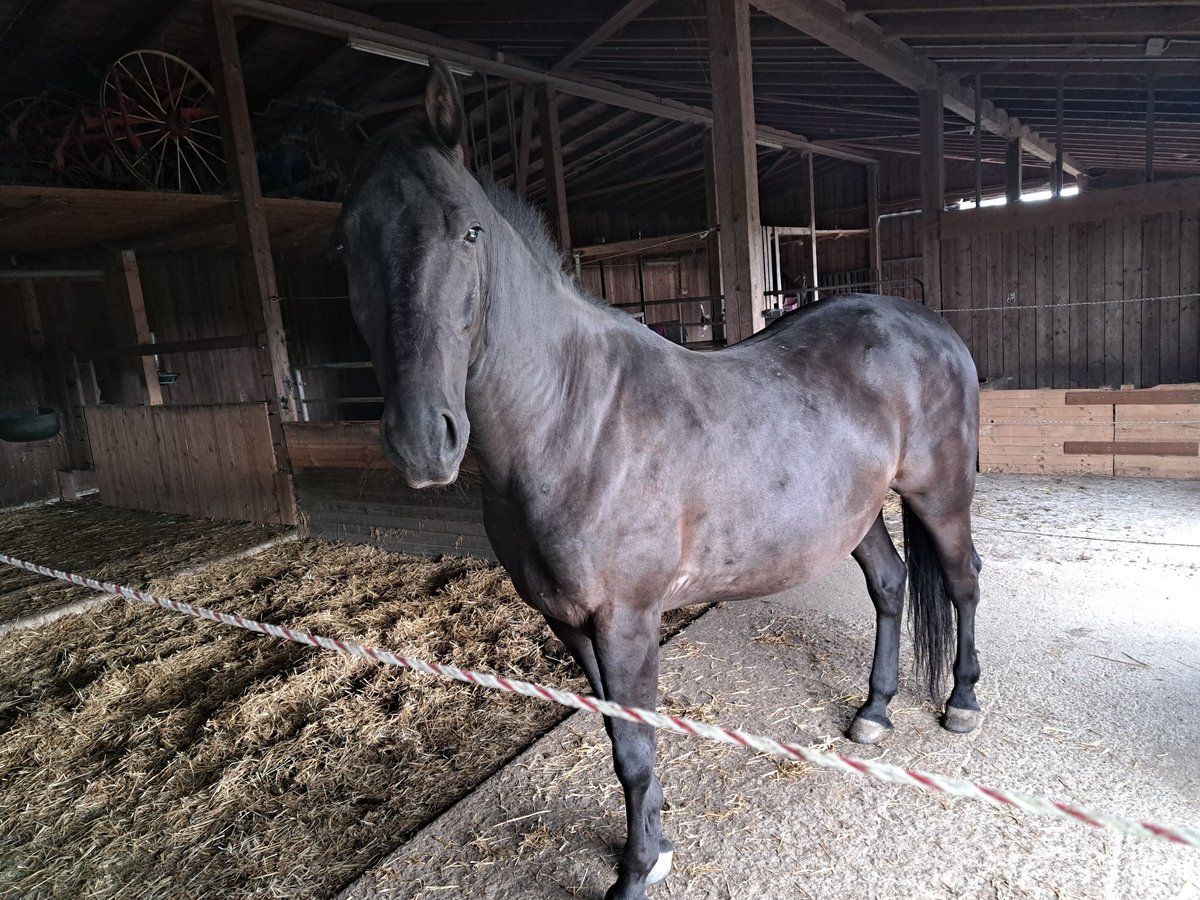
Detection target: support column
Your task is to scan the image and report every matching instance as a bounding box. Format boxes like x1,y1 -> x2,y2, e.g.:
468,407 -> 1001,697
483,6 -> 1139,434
702,129 -> 723,303
919,87 -> 944,310
536,85 -> 571,253
1005,134 -> 1023,203
866,164 -> 881,281
805,152 -> 818,300
514,85 -> 535,198
207,0 -> 296,524
114,250 -> 164,407
707,0 -> 764,343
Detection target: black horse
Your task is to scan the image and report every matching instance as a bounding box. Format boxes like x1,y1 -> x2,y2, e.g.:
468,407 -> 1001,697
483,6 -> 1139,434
336,64 -> 983,900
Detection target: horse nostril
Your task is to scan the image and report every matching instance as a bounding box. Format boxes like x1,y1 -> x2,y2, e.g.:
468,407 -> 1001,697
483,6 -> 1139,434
442,414 -> 458,453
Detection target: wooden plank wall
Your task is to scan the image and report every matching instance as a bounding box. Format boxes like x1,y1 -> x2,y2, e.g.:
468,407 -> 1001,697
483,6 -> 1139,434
940,209 -> 1200,389
979,384 -> 1200,478
285,421 -> 494,558
136,252 -> 263,405
84,403 -> 282,522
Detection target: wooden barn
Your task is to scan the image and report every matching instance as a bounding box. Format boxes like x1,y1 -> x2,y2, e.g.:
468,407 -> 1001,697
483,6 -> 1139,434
2,0 -> 1198,545
2,3 -> 1200,899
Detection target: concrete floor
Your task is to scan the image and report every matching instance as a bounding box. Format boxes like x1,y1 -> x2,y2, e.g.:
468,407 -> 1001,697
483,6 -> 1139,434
339,475 -> 1200,900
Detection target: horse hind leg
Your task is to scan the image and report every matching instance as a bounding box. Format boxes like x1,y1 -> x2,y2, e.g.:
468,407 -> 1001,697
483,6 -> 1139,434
847,512 -> 908,745
902,495 -> 983,734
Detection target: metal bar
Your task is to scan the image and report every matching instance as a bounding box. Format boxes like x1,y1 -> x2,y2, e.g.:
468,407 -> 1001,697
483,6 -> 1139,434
974,74 -> 982,206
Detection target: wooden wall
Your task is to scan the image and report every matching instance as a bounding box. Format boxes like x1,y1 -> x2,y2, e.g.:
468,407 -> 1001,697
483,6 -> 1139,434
285,422 -> 494,558
979,385 -> 1200,478
136,252 -> 263,405
85,403 -> 283,523
938,179 -> 1200,389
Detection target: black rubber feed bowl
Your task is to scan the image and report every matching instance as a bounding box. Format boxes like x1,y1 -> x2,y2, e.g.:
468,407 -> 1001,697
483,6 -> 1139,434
0,407 -> 61,443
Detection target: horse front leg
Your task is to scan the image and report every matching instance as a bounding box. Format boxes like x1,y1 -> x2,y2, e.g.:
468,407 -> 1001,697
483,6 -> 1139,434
592,603 -> 672,900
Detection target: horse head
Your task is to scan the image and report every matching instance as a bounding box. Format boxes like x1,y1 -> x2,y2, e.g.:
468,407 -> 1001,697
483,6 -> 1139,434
335,61 -> 486,488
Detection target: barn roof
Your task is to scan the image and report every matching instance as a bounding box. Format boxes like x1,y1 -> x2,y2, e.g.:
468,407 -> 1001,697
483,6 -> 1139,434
0,0 -> 1197,228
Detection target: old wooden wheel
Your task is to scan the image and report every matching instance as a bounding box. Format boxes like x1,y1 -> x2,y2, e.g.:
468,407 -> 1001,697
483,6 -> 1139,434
101,49 -> 226,193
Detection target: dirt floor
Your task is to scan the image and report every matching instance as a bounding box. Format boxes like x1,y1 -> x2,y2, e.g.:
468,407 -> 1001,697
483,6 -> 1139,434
340,474 -> 1200,900
0,498 -> 289,625
0,528 -> 703,900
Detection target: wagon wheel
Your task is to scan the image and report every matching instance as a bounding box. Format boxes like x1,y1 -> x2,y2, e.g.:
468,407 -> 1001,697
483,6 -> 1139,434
101,49 -> 226,193
0,94 -> 97,187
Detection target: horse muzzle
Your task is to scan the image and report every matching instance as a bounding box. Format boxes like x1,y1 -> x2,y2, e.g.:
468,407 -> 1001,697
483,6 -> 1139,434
381,406 -> 468,488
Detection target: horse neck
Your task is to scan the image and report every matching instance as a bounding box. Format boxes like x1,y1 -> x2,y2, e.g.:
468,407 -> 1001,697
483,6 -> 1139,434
464,216 -> 623,483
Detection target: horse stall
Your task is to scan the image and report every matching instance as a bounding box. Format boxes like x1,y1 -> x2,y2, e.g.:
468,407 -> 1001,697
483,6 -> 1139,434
2,1 -> 1199,899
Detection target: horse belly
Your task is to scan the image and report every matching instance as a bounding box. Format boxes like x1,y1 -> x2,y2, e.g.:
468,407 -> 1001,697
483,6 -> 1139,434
665,469 -> 888,610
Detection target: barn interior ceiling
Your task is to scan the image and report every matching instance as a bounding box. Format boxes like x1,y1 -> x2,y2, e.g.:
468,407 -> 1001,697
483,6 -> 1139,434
0,0 -> 1197,225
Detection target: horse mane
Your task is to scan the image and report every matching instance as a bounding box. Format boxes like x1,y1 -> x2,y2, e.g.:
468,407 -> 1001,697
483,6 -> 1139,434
478,177 -> 566,274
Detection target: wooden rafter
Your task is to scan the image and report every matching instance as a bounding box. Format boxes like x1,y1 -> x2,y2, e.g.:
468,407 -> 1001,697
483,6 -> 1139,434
551,0 -> 659,72
227,0 -> 877,164
753,0 -> 1085,175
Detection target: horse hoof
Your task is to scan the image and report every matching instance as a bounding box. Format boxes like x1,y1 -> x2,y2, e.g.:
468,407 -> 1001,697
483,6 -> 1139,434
847,716 -> 893,745
943,705 -> 982,734
647,848 -> 673,885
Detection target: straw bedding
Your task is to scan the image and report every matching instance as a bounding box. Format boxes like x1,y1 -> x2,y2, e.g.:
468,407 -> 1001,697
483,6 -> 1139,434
0,538 -> 703,899
0,499 -> 287,624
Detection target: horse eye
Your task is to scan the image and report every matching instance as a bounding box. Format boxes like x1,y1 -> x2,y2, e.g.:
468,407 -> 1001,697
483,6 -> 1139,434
464,225 -> 482,244
334,242 -> 346,255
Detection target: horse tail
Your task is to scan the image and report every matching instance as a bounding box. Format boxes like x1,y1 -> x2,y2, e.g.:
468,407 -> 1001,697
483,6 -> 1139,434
902,500 -> 954,698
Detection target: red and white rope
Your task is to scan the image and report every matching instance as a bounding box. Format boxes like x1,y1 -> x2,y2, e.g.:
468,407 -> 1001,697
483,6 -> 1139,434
1,550 -> 1196,850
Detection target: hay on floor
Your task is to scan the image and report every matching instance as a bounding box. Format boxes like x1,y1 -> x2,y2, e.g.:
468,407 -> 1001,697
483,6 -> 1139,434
0,499 -> 288,624
0,538 -> 704,900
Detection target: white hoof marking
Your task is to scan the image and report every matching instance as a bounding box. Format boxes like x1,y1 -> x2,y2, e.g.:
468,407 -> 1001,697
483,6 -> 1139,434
647,849 -> 673,885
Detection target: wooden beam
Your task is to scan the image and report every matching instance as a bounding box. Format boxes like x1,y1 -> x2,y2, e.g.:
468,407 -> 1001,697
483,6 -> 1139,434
708,0 -> 764,343
866,164 -> 881,277
1005,134 -> 1022,202
850,0 -> 1192,11
805,152 -> 819,298
80,333 -> 264,359
536,86 -> 572,252
874,9 -> 1200,40
1063,441 -> 1199,457
943,173 -> 1200,237
919,87 -> 944,310
551,0 -> 658,72
228,0 -> 876,165
115,251 -> 164,406
753,0 -> 1085,175
206,0 -> 296,524
17,281 -> 45,351
0,268 -> 104,282
1146,79 -> 1156,184
702,129 -> 724,302
1066,388 -> 1200,406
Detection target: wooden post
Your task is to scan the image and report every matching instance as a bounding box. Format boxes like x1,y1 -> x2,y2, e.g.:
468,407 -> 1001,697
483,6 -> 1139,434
113,250 -> 164,407
1005,134 -> 1023,203
1053,77 -> 1064,197
17,279 -> 45,351
707,0 -> 765,343
536,84 -> 571,253
806,152 -> 819,300
1145,78 -> 1156,185
973,74 -> 982,207
514,86 -> 535,197
702,128 -> 724,304
206,0 -> 296,524
919,87 -> 944,310
866,164 -> 882,282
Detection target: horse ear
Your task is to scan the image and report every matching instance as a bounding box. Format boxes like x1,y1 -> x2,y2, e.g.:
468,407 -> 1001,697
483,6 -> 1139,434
424,59 -> 464,153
